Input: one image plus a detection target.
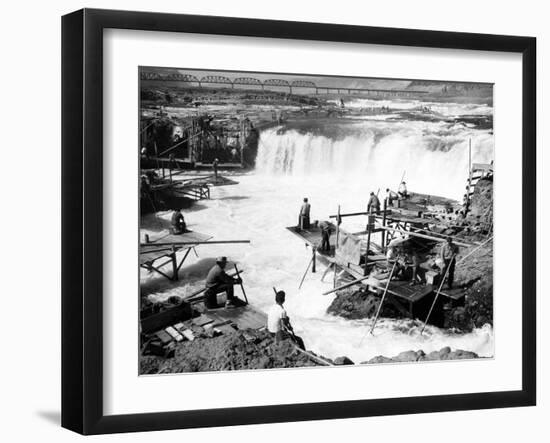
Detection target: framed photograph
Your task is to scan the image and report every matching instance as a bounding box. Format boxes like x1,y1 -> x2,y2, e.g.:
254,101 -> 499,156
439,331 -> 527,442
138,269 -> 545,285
62,8 -> 536,435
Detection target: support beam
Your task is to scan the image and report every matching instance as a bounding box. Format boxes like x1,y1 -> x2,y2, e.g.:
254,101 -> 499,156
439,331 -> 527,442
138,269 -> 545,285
140,240 -> 251,247
378,226 -> 471,247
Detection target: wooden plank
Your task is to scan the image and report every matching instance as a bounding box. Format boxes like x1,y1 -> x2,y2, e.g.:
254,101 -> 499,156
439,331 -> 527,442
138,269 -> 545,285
141,302 -> 193,334
438,288 -> 467,300
378,226 -> 471,247
142,240 -> 251,247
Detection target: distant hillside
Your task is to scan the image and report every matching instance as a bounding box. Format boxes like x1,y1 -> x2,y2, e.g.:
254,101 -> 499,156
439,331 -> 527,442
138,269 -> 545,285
406,80 -> 493,104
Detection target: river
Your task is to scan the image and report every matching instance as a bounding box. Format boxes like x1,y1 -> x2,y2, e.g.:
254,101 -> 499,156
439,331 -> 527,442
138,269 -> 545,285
141,99 -> 495,363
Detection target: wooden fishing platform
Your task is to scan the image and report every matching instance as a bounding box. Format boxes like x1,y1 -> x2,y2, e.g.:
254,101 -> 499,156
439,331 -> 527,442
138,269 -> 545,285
140,230 -> 212,281
197,300 -> 267,331
287,201 -> 469,325
140,297 -> 267,357
150,173 -> 239,201
285,225 -> 336,258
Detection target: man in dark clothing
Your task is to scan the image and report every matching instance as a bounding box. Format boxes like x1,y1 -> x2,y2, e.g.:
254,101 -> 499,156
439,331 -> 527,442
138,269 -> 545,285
204,257 -> 242,308
212,158 -> 219,182
299,198 -> 311,229
171,209 -> 186,234
439,238 -> 458,289
319,221 -> 332,252
367,192 -> 380,215
408,249 -> 421,286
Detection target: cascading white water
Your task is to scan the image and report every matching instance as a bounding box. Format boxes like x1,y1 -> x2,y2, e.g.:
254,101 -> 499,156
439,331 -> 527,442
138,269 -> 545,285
256,119 -> 494,201
142,101 -> 495,364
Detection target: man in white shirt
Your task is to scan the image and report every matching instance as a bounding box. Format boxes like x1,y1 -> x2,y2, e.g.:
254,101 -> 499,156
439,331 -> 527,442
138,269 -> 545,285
267,290 -> 305,349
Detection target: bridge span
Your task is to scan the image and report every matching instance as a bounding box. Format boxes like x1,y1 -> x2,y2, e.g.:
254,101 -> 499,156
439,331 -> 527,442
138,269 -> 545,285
140,72 -> 428,98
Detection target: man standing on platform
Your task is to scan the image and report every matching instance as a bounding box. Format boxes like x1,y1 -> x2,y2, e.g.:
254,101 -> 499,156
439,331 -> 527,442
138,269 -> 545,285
299,197 -> 311,229
367,192 -> 381,214
398,181 -> 409,199
204,257 -> 242,308
319,220 -> 332,252
212,158 -> 219,183
439,238 -> 458,289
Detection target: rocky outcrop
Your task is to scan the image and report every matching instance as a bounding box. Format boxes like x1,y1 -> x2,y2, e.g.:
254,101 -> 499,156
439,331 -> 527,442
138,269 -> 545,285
362,347 -> 478,364
140,329 -> 327,374
326,289 -> 404,320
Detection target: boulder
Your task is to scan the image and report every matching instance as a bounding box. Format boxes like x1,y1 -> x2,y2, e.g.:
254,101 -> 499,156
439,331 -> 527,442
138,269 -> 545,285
334,356 -> 354,365
393,350 -> 423,362
366,356 -> 394,364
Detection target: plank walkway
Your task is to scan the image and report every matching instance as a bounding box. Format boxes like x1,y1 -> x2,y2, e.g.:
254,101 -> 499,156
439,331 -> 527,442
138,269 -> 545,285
140,230 -> 212,266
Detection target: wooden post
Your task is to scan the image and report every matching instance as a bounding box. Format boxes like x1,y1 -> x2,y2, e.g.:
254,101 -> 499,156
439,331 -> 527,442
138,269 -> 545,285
171,245 -> 178,281
312,247 -> 317,273
369,261 -> 397,335
240,120 -> 245,167
382,198 -> 387,252
468,138 -> 472,200
363,218 -> 372,276
421,254 -> 455,334
233,264 -> 248,304
334,205 -> 341,288
299,256 -> 314,289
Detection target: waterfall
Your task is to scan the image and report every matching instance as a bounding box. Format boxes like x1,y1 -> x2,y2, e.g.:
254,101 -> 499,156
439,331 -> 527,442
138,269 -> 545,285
255,120 -> 493,200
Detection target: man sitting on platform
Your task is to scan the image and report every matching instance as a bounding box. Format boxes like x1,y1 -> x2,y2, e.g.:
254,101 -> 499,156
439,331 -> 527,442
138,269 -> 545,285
319,220 -> 332,252
204,257 -> 242,309
171,209 -> 186,234
267,290 -> 305,350
438,238 -> 458,289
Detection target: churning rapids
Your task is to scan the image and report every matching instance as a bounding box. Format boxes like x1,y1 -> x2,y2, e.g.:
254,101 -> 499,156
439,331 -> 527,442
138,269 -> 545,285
141,99 -> 495,363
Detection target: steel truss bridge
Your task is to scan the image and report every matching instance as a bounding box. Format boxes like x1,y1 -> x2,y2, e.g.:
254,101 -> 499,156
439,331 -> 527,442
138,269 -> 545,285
140,72 -> 428,97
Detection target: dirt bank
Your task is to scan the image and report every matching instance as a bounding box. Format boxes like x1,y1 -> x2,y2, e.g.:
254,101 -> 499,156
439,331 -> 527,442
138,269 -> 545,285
140,329 -> 328,374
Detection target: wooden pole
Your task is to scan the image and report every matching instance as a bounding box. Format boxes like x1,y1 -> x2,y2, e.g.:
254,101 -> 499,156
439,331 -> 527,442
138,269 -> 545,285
299,256 -> 314,289
378,226 -> 471,247
369,261 -> 397,335
421,255 -> 455,334
363,220 -> 371,276
140,240 -> 251,247
322,274 -> 375,295
468,138 -> 472,199
171,245 -> 178,281
233,264 -> 248,304
334,205 -> 341,288
382,198 -> 387,252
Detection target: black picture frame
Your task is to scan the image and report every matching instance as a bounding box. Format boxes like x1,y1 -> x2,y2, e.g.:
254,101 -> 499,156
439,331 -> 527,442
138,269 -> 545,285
61,8 -> 536,435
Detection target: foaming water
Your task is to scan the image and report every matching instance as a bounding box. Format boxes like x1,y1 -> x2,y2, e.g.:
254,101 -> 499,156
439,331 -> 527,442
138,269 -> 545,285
142,101 -> 494,363
141,174 -> 493,362
256,120 -> 493,200
339,98 -> 493,116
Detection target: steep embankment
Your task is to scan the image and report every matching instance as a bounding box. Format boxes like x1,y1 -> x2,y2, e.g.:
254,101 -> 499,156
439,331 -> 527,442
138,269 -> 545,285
445,177 -> 493,329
